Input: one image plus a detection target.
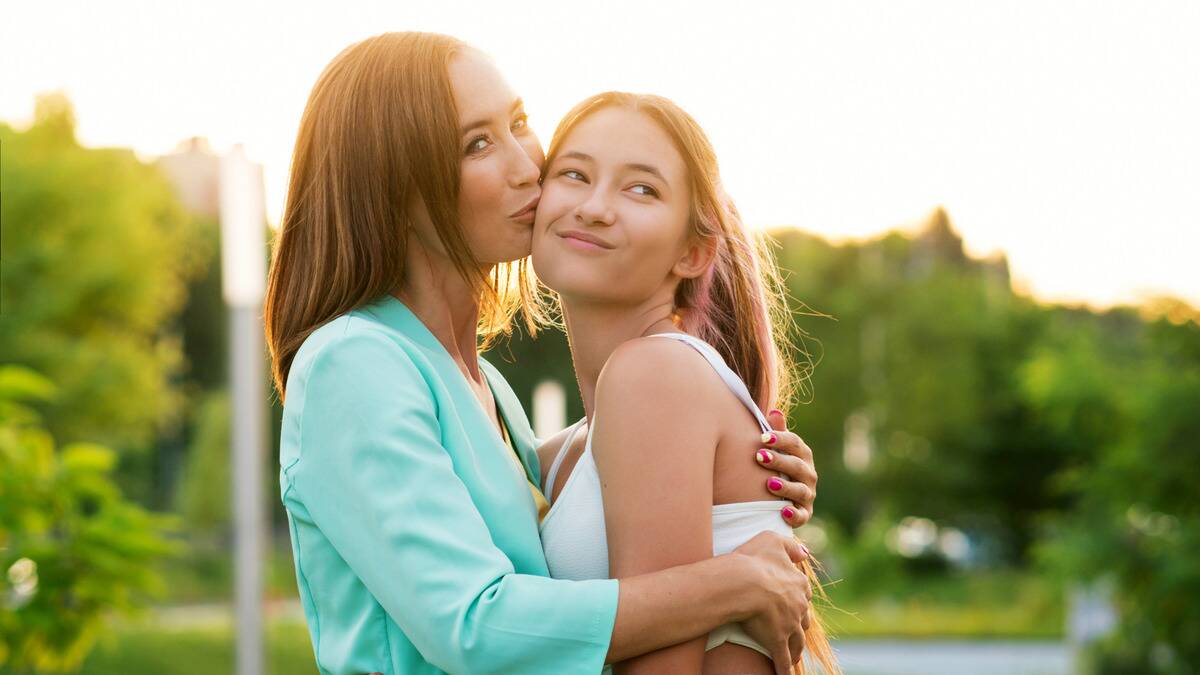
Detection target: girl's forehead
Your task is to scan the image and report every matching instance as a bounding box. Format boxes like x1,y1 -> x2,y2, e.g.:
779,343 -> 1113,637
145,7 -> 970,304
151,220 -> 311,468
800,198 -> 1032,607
556,108 -> 686,177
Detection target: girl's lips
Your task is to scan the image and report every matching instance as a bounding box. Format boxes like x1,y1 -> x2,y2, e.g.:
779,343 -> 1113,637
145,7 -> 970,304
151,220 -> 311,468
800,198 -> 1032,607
561,235 -> 606,252
557,229 -> 614,250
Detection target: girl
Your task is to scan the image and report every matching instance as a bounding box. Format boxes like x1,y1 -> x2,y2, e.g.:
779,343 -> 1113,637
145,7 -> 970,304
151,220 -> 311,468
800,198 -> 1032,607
532,93 -> 839,674
267,33 -> 820,675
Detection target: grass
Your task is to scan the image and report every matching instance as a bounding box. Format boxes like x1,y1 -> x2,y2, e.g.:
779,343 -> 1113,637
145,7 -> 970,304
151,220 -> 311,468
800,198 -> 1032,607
822,569 -> 1065,640
63,608 -> 1059,675
0,568 -> 1060,674
70,621 -> 314,675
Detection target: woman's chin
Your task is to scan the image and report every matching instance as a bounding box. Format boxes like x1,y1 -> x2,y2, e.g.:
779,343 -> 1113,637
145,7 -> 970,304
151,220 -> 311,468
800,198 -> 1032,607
479,232 -> 534,264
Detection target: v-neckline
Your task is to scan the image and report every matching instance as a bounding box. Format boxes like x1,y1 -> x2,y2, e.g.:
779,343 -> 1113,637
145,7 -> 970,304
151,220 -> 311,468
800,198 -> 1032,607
368,294 -> 535,482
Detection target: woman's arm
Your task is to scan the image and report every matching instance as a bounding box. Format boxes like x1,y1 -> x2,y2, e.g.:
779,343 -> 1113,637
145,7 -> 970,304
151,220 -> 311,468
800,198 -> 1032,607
289,329 -> 807,674
759,414 -> 820,527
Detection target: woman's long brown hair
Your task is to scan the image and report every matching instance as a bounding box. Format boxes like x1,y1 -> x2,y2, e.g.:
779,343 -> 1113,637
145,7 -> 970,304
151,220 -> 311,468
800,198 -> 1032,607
265,32 -> 539,400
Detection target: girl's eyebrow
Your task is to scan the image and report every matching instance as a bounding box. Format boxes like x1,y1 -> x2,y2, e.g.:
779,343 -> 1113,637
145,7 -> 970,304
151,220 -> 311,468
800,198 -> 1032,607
558,151 -> 668,186
625,162 -> 668,185
459,97 -> 524,135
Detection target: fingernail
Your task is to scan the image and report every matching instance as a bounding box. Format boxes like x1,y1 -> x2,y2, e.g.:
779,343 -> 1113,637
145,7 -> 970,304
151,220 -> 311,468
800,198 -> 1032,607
767,477 -> 783,491
760,432 -> 777,445
782,506 -> 796,521
756,450 -> 773,464
769,408 -> 784,418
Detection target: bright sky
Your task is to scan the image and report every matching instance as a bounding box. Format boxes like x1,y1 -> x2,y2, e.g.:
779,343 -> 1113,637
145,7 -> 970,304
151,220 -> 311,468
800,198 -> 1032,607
3,0 -> 1197,308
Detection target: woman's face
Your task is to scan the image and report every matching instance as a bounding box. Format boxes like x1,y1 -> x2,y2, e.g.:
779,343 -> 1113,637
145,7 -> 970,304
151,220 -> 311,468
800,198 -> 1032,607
445,49 -> 544,265
532,107 -> 699,305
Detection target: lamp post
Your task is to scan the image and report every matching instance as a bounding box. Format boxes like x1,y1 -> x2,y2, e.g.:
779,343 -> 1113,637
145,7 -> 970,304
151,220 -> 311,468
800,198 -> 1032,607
219,144 -> 267,675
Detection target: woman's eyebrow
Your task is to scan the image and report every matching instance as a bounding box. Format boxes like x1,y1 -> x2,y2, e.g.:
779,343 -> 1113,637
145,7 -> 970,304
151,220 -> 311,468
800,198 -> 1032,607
460,97 -> 524,135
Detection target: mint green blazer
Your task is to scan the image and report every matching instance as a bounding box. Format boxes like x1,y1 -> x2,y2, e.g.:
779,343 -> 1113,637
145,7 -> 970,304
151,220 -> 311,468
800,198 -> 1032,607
279,294 -> 618,675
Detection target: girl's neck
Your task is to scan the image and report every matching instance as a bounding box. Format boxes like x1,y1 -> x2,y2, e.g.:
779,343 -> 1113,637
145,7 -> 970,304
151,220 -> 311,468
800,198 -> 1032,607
394,240 -> 489,383
561,291 -> 680,419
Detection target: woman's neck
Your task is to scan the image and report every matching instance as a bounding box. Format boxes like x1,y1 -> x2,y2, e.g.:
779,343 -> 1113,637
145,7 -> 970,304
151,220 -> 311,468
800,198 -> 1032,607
394,240 -> 489,384
562,291 -> 679,419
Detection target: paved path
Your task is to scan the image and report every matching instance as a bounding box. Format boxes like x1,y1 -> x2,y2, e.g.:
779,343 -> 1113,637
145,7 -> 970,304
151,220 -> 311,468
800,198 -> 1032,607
836,640 -> 1071,675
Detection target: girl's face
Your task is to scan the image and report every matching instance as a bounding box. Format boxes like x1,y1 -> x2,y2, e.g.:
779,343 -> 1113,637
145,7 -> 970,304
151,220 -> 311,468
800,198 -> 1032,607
532,107 -> 707,305
420,49 -> 543,265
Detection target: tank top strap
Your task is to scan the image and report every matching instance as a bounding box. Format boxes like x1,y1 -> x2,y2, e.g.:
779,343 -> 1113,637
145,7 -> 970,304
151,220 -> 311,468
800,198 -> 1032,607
645,332 -> 772,433
544,418 -> 587,498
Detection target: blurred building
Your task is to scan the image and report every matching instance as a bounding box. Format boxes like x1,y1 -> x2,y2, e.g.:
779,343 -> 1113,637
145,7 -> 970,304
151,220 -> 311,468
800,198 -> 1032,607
911,207 -> 1012,305
157,137 -> 221,218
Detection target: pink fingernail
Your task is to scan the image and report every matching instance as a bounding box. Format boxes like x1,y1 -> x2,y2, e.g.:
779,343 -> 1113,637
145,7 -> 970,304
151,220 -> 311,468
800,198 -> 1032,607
760,432 -> 777,445
757,450 -> 773,464
767,477 -> 784,491
782,506 -> 796,520
769,408 -> 784,418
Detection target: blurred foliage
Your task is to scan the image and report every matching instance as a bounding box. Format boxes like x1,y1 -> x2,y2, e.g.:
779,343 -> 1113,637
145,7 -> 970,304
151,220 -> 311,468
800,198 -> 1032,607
0,93 -> 207,455
0,366 -> 180,672
770,211 -> 1070,557
175,390 -> 231,535
1035,306 -> 1200,674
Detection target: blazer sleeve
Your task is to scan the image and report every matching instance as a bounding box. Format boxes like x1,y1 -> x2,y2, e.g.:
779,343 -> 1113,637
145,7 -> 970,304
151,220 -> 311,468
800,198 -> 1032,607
284,328 -> 618,675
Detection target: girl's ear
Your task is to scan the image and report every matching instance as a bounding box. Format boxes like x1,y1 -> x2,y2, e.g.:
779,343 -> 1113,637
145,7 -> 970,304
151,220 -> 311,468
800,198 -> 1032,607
673,231 -> 719,280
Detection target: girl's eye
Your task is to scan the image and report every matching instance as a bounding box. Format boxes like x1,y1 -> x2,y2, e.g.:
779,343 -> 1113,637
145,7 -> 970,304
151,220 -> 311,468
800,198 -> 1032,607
466,136 -> 491,155
630,184 -> 659,197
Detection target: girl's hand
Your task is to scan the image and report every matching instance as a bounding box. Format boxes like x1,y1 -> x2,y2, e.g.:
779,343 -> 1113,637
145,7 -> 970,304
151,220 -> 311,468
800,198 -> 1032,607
755,410 -> 818,528
732,531 -> 813,674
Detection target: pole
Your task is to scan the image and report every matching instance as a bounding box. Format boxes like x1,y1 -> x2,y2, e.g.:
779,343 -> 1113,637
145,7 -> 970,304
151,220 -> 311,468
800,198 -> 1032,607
220,144 -> 267,675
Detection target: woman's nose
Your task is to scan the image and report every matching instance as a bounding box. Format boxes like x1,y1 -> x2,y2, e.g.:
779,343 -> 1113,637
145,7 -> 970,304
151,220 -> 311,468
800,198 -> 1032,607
508,144 -> 541,189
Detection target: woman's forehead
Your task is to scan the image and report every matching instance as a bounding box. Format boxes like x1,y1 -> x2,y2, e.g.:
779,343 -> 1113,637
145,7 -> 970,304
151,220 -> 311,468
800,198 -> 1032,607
448,50 -> 518,127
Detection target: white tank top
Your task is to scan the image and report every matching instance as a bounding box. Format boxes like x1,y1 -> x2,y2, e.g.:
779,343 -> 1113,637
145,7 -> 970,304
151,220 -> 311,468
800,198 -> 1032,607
538,332 -> 793,661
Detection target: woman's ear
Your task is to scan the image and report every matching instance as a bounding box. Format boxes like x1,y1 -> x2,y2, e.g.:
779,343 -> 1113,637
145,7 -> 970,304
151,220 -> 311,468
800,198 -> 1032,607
673,233 -> 719,280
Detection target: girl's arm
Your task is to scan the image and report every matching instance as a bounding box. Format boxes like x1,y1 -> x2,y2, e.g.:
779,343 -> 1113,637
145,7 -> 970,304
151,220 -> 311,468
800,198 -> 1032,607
592,338 -> 729,674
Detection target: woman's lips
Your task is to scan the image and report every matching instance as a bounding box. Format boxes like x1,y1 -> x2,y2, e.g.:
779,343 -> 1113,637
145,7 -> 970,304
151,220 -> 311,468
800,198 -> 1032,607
509,195 -> 540,224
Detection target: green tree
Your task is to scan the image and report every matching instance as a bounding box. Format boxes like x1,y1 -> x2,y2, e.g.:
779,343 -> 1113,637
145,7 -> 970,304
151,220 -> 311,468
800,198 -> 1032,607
0,365 -> 179,672
0,93 -> 205,457
1038,302 -> 1200,673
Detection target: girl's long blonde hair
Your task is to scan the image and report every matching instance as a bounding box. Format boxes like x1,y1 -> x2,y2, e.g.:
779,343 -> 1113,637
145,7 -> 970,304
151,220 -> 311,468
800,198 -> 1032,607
545,92 -> 836,675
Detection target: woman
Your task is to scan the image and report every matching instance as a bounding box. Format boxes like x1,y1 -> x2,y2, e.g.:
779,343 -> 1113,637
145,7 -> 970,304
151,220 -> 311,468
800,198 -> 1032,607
532,93 -> 839,674
266,32 -> 819,675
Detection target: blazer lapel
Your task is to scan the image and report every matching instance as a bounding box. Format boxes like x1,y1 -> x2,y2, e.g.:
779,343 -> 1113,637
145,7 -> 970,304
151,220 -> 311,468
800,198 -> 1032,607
366,294 -> 542,491
482,360 -> 541,489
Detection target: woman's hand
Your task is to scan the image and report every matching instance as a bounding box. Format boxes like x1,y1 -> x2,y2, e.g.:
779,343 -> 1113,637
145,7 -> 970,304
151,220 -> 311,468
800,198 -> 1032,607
732,531 -> 813,675
755,410 -> 818,528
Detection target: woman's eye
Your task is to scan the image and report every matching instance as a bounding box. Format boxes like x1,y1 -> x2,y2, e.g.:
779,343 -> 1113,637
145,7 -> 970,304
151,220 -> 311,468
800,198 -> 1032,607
466,136 -> 491,155
630,184 -> 659,197
561,169 -> 587,182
